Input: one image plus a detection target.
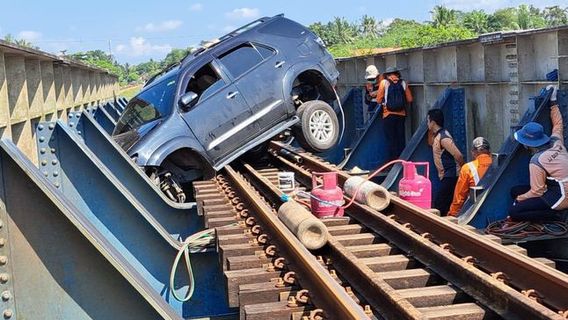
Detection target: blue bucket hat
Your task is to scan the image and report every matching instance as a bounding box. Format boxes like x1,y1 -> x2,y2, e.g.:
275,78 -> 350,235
514,122 -> 550,148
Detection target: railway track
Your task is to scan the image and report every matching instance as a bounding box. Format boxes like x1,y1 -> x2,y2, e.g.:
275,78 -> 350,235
193,141 -> 568,320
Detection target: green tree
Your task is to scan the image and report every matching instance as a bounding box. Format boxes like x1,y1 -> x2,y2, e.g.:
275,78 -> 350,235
488,8 -> 519,31
360,15 -> 379,38
161,48 -> 192,68
330,17 -> 358,45
430,5 -> 459,27
543,6 -> 568,27
463,10 -> 490,34
3,33 -> 39,49
517,4 -> 546,29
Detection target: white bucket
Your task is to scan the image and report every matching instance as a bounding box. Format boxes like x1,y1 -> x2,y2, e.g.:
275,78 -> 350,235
278,172 -> 295,191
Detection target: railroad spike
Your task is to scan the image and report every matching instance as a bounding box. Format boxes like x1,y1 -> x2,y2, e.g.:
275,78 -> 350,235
257,234 -> 269,245
283,271 -> 296,285
462,256 -> 477,266
265,245 -> 277,257
295,289 -> 310,304
521,289 -> 541,302
490,272 -> 509,283
273,257 -> 286,270
251,225 -> 262,235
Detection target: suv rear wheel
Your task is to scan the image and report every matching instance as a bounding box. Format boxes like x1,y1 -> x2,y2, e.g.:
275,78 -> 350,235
294,100 -> 339,152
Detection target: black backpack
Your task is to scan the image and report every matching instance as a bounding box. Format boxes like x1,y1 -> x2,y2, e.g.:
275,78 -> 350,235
386,79 -> 406,111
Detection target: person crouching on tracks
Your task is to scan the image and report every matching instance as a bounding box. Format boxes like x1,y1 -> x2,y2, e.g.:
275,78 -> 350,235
448,137 -> 492,217
427,108 -> 465,216
509,88 -> 568,222
377,66 -> 413,161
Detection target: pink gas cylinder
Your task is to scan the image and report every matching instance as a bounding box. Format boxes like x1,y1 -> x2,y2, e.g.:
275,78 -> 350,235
398,161 -> 432,209
310,172 -> 345,218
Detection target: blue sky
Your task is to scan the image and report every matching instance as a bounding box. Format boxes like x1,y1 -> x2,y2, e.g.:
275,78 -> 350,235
0,0 -> 563,64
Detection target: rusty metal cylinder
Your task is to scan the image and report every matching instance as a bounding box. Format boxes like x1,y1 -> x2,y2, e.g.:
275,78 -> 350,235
277,201 -> 328,250
343,176 -> 391,211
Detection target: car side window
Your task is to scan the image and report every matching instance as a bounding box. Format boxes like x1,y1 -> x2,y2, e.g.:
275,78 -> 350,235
218,43 -> 270,78
254,44 -> 275,59
186,63 -> 225,104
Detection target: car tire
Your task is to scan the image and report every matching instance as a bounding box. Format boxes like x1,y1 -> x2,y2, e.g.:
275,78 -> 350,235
293,100 -> 339,153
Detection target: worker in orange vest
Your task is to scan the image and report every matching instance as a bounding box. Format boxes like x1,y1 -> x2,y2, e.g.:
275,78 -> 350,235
448,137 -> 493,216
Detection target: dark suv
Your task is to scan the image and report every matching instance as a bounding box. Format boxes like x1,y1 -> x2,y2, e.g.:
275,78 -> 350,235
112,14 -> 340,202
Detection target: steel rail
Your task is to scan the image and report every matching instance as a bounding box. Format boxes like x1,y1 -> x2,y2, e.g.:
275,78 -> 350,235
270,141 -> 566,318
222,165 -> 369,319
241,163 -> 423,319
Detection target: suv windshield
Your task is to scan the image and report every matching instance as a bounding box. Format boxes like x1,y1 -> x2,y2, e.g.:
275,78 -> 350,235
114,76 -> 177,135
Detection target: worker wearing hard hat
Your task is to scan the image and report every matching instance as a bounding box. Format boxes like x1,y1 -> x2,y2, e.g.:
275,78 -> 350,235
448,137 -> 493,216
509,86 -> 568,222
364,65 -> 382,115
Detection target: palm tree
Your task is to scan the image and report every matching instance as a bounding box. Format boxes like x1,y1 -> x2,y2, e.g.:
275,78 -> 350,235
463,10 -> 490,34
329,17 -> 357,44
544,6 -> 568,27
360,15 -> 379,38
431,5 -> 459,27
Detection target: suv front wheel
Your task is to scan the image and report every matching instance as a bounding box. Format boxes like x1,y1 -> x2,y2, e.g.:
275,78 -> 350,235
294,100 -> 339,153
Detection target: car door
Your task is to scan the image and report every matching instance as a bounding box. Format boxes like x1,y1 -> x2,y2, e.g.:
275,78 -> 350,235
179,59 -> 254,162
217,42 -> 288,134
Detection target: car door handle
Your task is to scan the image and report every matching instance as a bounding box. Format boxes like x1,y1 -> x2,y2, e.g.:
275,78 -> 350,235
275,61 -> 285,68
226,91 -> 239,99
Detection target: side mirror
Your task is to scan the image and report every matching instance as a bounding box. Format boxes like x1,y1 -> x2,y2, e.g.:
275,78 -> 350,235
179,91 -> 198,111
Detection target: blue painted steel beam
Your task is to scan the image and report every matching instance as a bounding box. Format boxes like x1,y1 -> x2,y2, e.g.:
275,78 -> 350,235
102,102 -> 122,122
460,88 -> 567,228
92,105 -> 116,134
0,139 -> 172,319
66,110 -> 196,226
35,121 -> 231,318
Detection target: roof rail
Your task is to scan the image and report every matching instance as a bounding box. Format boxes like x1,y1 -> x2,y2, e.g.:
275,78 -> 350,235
181,14 -> 285,65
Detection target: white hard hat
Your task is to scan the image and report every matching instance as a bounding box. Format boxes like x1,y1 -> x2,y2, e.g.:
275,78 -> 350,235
365,65 -> 379,80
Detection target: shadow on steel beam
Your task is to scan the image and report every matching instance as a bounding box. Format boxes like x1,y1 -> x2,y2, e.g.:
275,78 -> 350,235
318,88 -> 365,164
35,121 -> 232,318
378,88 -> 466,197
90,105 -> 116,135
0,139 -> 173,319
102,102 -> 122,122
459,88 -> 566,228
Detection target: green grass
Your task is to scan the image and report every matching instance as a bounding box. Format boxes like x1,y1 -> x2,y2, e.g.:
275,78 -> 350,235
119,85 -> 143,100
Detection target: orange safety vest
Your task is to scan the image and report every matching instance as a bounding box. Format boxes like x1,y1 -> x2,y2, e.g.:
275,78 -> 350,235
448,153 -> 492,216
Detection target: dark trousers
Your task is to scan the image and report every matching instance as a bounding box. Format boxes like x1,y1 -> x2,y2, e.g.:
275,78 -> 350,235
509,185 -> 563,222
434,176 -> 458,216
383,115 -> 406,161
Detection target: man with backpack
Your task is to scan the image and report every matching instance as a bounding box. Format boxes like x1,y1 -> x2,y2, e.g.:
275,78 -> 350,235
377,66 -> 413,161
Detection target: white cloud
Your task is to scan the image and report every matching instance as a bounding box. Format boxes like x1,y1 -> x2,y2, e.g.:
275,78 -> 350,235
116,37 -> 172,57
438,0 -> 559,11
380,18 -> 394,28
225,8 -> 260,20
137,20 -> 183,32
189,3 -> 203,11
17,30 -> 42,42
